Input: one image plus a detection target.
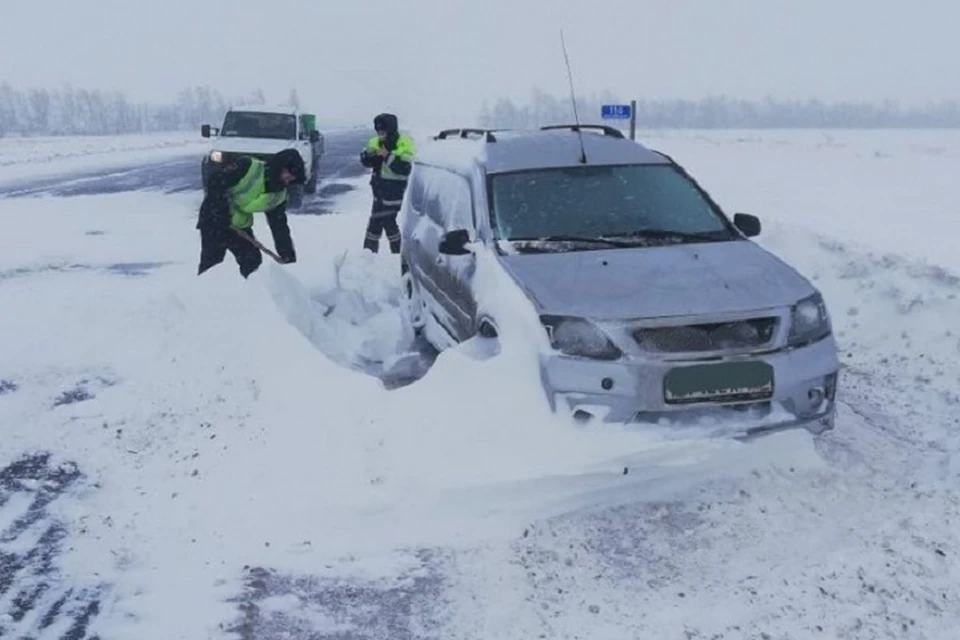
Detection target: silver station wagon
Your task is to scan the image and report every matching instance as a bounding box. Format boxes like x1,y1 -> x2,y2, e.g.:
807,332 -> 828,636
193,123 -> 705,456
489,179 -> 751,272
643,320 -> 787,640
397,125 -> 839,438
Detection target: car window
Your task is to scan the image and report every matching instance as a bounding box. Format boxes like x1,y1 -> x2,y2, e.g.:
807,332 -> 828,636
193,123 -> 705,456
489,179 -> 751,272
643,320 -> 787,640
220,112 -> 296,140
420,167 -> 445,226
487,164 -> 728,240
437,172 -> 473,231
420,166 -> 473,230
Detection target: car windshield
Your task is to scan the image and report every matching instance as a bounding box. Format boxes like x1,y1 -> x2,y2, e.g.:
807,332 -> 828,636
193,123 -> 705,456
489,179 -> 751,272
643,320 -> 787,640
220,111 -> 296,140
487,164 -> 733,246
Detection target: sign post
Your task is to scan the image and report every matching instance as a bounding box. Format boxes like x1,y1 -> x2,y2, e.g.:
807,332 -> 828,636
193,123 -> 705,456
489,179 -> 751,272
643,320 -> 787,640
601,102 -> 637,140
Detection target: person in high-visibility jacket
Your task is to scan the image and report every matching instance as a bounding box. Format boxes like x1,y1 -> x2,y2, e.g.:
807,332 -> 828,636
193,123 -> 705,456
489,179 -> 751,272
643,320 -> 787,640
196,148 -> 306,278
359,113 -> 415,253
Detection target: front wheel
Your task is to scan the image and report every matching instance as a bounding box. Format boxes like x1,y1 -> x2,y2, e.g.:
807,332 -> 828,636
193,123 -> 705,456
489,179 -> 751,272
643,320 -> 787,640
400,268 -> 425,335
304,162 -> 318,194
287,185 -> 303,209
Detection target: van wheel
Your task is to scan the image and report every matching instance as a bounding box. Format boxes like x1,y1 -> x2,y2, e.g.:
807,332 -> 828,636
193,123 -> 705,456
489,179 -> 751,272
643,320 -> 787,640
400,269 -> 425,335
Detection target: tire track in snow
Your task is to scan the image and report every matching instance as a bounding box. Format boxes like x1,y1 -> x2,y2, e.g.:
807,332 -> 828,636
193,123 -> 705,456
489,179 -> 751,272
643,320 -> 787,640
0,453 -> 105,639
226,551 -> 449,640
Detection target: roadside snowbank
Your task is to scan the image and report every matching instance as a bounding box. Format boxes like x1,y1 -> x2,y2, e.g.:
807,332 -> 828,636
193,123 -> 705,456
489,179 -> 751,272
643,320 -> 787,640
0,126 -> 363,187
0,132 -> 209,186
0,131 -> 201,165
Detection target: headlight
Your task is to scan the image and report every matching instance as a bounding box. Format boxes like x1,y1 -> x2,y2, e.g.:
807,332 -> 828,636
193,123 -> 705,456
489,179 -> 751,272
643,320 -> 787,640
210,150 -> 223,163
540,315 -> 622,360
787,293 -> 831,346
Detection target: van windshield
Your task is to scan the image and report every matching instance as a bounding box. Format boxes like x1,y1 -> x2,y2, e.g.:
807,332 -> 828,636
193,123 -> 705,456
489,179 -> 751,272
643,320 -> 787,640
487,164 -> 733,245
220,111 -> 297,140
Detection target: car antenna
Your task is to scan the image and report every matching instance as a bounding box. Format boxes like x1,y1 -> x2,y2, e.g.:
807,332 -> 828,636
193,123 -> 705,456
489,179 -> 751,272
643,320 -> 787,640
560,29 -> 588,164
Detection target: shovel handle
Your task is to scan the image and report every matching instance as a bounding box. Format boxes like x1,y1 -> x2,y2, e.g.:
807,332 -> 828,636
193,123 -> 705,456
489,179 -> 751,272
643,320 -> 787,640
233,228 -> 284,263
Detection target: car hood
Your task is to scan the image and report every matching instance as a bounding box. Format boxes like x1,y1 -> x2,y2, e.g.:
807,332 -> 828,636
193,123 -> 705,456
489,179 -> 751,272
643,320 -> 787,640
210,137 -> 296,155
497,240 -> 816,320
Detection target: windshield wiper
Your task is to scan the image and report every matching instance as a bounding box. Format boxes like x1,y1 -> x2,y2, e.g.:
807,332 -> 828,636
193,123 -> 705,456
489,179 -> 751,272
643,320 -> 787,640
605,229 -> 733,243
509,235 -> 639,248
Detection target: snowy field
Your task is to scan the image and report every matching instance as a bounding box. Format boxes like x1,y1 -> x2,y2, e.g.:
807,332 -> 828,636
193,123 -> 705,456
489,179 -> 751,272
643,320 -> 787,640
1,128 -> 958,639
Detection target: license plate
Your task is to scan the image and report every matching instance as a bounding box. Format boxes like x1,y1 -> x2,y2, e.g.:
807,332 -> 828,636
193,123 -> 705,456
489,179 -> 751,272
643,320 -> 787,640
663,360 -> 774,405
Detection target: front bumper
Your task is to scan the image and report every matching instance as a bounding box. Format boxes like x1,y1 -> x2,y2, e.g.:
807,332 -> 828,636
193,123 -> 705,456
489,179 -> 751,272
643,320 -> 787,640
542,335 -> 840,439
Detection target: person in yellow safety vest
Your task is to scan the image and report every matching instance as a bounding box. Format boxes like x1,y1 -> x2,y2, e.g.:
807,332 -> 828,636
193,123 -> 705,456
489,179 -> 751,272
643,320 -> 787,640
359,113 -> 415,253
196,148 -> 306,278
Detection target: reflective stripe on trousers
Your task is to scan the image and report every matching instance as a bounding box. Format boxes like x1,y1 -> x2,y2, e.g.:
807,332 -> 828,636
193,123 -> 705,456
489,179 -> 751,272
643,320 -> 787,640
370,200 -> 401,218
367,230 -> 401,241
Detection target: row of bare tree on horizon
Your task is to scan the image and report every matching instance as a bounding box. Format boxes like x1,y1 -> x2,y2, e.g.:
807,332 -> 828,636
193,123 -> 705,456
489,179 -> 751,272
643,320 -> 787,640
2,83 -> 959,136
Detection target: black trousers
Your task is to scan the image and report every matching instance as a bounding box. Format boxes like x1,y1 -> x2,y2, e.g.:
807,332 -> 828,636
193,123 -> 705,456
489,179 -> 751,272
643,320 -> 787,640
196,194 -> 296,278
364,201 -> 401,254
198,225 -> 262,278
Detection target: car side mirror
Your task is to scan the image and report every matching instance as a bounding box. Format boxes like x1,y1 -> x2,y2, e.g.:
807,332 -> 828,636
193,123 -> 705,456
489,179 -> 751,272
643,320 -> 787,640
201,124 -> 211,138
733,213 -> 761,238
309,130 -> 321,143
439,229 -> 472,255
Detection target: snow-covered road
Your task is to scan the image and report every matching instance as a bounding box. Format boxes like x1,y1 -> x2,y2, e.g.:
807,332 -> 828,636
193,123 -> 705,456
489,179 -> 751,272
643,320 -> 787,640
1,128 -> 958,639
0,128 -> 371,216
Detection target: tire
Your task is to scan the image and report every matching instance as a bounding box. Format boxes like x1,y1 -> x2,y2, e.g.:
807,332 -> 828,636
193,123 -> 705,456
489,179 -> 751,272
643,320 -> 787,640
400,267 -> 425,336
305,172 -> 317,195
287,185 -> 303,209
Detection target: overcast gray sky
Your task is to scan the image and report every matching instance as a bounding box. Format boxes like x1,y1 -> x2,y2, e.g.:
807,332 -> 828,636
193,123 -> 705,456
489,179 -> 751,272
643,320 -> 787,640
2,0 -> 957,127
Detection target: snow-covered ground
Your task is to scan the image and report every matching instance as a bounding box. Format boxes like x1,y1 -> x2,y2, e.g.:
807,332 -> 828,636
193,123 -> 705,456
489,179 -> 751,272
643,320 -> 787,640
0,131 -> 210,185
1,128 -> 958,639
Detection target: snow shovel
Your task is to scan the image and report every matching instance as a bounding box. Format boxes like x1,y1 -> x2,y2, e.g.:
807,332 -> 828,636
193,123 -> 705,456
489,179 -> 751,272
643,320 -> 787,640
232,228 -> 285,263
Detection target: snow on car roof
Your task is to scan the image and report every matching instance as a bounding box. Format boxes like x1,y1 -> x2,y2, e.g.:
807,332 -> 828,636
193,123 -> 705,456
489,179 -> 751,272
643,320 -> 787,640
227,104 -> 299,115
416,128 -> 670,174
483,130 -> 670,173
415,136 -> 489,174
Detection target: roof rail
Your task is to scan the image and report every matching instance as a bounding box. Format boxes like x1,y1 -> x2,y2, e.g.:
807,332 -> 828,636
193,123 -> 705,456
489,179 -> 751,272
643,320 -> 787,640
434,128 -> 498,142
540,124 -> 625,139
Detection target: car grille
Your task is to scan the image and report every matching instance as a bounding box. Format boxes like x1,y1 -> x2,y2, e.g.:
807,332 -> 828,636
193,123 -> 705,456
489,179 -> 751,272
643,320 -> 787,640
219,151 -> 276,163
632,317 -> 778,353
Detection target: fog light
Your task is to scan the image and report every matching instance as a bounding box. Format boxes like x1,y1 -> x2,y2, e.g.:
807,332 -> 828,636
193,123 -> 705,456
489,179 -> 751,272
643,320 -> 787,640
601,377 -> 614,390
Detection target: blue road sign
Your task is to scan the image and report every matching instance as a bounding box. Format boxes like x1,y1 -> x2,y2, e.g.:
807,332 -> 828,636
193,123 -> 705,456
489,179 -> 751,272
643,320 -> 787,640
601,104 -> 632,119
